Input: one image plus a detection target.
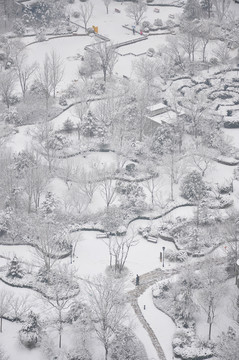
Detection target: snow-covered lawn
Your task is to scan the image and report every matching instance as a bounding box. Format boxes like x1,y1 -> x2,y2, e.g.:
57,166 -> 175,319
223,128 -> 239,149
0,321 -> 45,360
23,35 -> 94,92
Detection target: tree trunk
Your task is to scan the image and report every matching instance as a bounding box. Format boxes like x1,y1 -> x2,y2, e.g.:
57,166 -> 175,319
105,345 -> 108,360
0,317 -> 2,332
59,331 -> 62,348
208,322 -> 212,340
196,203 -> 199,227
103,67 -> 107,82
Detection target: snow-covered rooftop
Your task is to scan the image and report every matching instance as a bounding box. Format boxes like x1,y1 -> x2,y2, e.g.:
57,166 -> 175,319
147,103 -> 168,112
147,110 -> 178,125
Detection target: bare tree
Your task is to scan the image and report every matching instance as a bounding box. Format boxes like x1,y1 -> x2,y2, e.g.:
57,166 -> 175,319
33,121 -> 59,172
75,89 -> 90,140
78,2 -> 94,30
0,71 -> 17,108
134,57 -> 159,88
98,166 -> 117,209
198,258 -> 227,340
224,211 -> 239,285
191,147 -> 214,177
0,290 -> 11,332
91,41 -> 118,82
77,167 -> 99,203
85,275 -> 128,360
10,295 -> 32,321
144,175 -> 160,208
15,51 -> 37,99
102,0 -> 112,14
179,22 -> 200,63
36,55 -> 53,113
213,42 -> 230,65
41,265 -> 80,348
95,95 -> 123,136
18,151 -> 48,213
49,50 -> 64,98
181,90 -> 211,147
63,185 -> 90,215
78,50 -> 100,83
126,0 -> 147,25
32,220 -> 70,280
213,0 -> 231,22
106,230 -> 138,273
197,19 -> 214,62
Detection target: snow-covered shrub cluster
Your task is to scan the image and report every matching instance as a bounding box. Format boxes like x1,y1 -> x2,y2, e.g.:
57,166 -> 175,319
19,312 -> 42,349
6,256 -> 24,279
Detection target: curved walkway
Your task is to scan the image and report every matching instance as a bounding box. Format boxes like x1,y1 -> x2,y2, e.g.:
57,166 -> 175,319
128,268 -> 176,360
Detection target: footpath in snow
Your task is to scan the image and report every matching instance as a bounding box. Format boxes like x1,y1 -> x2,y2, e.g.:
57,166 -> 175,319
138,287 -> 176,360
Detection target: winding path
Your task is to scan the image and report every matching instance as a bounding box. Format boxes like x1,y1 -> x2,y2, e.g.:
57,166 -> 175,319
128,267 -> 177,360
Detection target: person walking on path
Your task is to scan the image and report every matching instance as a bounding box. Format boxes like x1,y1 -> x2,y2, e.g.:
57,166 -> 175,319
132,25 -> 136,35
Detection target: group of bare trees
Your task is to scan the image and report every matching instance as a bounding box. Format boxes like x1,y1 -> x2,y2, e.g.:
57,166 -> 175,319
0,43 -> 63,119
0,289 -> 31,332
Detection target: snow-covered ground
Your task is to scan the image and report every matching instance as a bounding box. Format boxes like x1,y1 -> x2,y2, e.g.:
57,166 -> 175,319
1,0 -> 239,359
0,321 -> 45,360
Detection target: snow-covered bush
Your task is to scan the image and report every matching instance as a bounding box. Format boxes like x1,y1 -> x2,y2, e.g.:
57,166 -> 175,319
37,266 -> 49,283
64,83 -> 79,99
151,123 -> 178,155
217,327 -> 239,360
63,118 -> 75,133
72,11 -> 80,18
19,311 -> 41,348
234,166 -> 239,180
166,19 -> 175,28
0,211 -> 8,236
12,19 -> 26,36
81,111 -> 105,138
180,171 -> 206,202
153,280 -> 172,299
154,18 -> 163,27
14,150 -> 36,175
208,194 -> 233,209
87,81 -> 105,96
7,256 -> 24,279
210,57 -> 218,65
41,192 -> 57,215
36,29 -> 46,42
59,95 -> 68,106
47,132 -> 70,151
116,181 -> 146,214
165,249 -> 188,262
224,117 -> 239,128
101,206 -> 127,233
110,326 -> 147,360
2,108 -> 22,126
30,80 -> 45,95
217,181 -> 233,194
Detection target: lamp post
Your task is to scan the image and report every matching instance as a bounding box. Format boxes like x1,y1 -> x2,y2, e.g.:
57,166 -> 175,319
162,246 -> 165,268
